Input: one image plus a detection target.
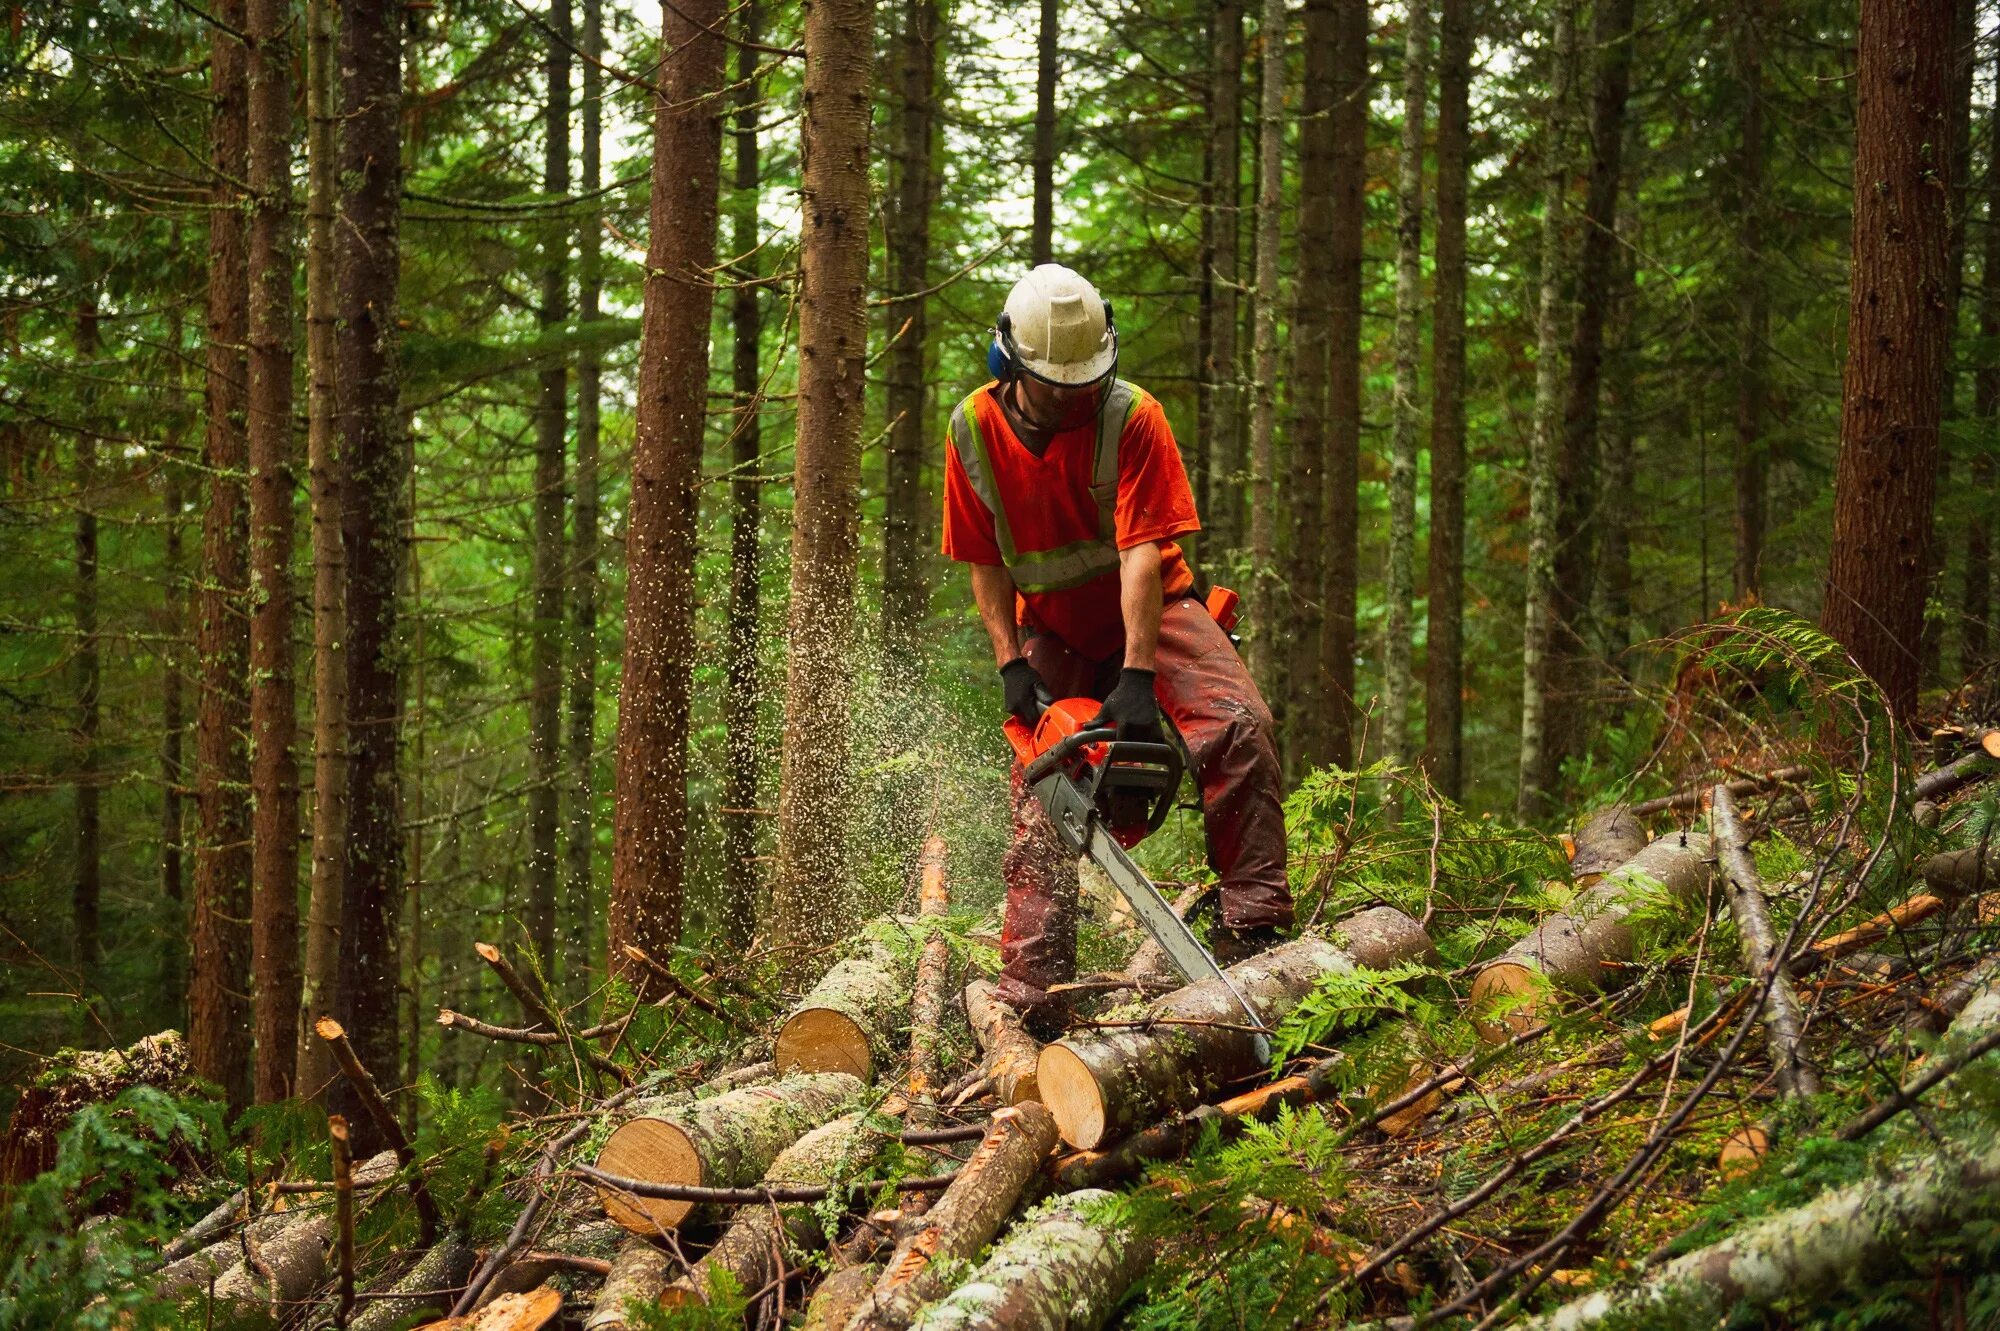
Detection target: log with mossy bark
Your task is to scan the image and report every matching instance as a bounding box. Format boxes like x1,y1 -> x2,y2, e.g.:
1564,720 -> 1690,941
909,838 -> 955,1104
1565,806 -> 1647,881
843,1102 -> 1063,1331
2,1031 -> 195,1186
350,1233 -> 479,1331
152,1150 -> 399,1298
1469,832 -> 1711,1042
778,920 -> 921,1081
1523,1133 -> 2000,1331
658,1113 -> 886,1308
905,1189 -> 1150,1331
582,1239 -> 676,1331
1037,906 -> 1435,1151
592,1071 -> 862,1234
964,979 -> 1041,1106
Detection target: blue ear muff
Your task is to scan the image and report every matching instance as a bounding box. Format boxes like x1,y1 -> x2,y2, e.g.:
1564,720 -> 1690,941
987,338 -> 1011,382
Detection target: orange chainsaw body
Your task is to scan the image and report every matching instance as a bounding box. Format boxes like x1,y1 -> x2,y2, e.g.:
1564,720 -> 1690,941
1005,698 -> 1175,849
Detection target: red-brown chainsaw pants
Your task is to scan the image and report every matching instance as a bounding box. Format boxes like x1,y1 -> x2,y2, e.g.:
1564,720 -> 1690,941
993,596 -> 1294,1017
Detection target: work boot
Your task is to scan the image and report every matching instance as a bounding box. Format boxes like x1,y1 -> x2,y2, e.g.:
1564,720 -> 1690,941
1019,1000 -> 1071,1044
1211,923 -> 1285,968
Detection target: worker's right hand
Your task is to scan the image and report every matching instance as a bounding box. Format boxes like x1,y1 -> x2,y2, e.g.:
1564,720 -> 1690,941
1000,657 -> 1052,727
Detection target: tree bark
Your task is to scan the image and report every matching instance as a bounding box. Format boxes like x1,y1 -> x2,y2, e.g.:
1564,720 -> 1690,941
1469,832 -> 1712,1041
585,1240 -> 674,1331
160,453 -> 187,1024
297,0 -> 344,1105
964,979 -> 1042,1106
73,310 -> 101,1000
1031,0 -> 1058,263
192,0 -> 254,1109
1515,0 -> 1578,820
591,1071 -> 862,1233
1730,0 -> 1769,603
1246,0 -> 1285,695
1541,0 -> 1636,794
773,0 -> 876,976
1821,0 -> 1954,722
776,922 -> 920,1081
246,0 -> 299,1105
881,0 -> 940,674
721,0 -> 763,949
568,0 -> 604,964
333,0 -> 407,1157
527,0 -> 571,984
844,1102 -> 1062,1331
610,0 -> 727,979
899,1189 -> 1151,1331
1967,43 -> 2000,674
1383,0 -> 1428,782
1204,0 -> 1245,560
1317,0 -> 1368,769
1039,907 -> 1435,1149
1593,126 -> 1642,664
1423,0 -> 1471,798
1711,785 -> 1817,1098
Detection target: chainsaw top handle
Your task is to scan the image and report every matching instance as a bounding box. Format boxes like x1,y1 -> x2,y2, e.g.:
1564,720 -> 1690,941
1013,701 -> 1186,844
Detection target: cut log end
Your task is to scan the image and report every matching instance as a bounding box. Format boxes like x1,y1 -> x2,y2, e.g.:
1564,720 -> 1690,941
414,1286 -> 562,1331
593,1119 -> 701,1233
1469,963 -> 1545,1044
1718,1124 -> 1769,1180
774,1006 -> 874,1081
315,1015 -> 346,1041
1036,1041 -> 1108,1150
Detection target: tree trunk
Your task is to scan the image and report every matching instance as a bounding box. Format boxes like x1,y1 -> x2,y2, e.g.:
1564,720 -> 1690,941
567,0 -> 604,962
1541,0 -> 1635,795
1924,0 -> 1977,687
333,0 -> 407,1157
1031,0 -> 1058,263
1383,0 -> 1429,783
1821,0 -> 1954,722
1731,0 -> 1768,603
772,0 -> 876,976
776,923 -> 919,1081
74,310 -> 101,999
896,1189 -> 1151,1331
1039,907 -> 1435,1149
591,1071 -> 862,1233
1469,832 -> 1711,1041
160,458 -> 187,1025
1515,0 -> 1578,820
964,979 -> 1042,1106
1246,0 -> 1285,695
528,0 -> 571,983
246,0 -> 299,1104
721,0 -> 763,950
1284,0 -> 1335,769
1593,125 -> 1642,664
610,0 -> 727,980
191,1 -> 254,1108
845,1102 -> 1062,1331
1204,0 -> 1245,561
1971,60 -> 2000,673
1423,0 -> 1471,798
881,0 -> 940,675
1317,0 -> 1368,769
296,0 -> 345,1104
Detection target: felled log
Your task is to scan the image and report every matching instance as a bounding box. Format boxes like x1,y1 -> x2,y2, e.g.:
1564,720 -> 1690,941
152,1150 -> 399,1297
1124,882 -> 1219,990
1469,833 -> 1711,1042
350,1233 -> 479,1331
1522,1134 -> 2000,1331
1038,906 -> 1435,1150
843,1102 -> 1062,1331
803,1263 -> 885,1331
1566,806 -> 1647,882
414,1286 -> 563,1331
1711,785 -> 1818,1099
583,1239 -> 675,1331
778,921 -> 919,1080
964,980 -> 1041,1106
903,1189 -> 1150,1331
659,1113 -> 884,1308
1917,844 -> 2000,897
2,1031 -> 194,1186
478,1220 -> 624,1310
909,838 -> 954,1103
592,1070 -> 861,1234
1913,729 -> 2000,802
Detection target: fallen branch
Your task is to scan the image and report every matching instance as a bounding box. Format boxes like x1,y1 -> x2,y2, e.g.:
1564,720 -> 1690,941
315,1017 -> 443,1243
620,945 -> 732,1022
1630,766 -> 1810,817
908,836 -> 954,1105
332,1115 -> 355,1329
1712,785 -> 1819,1098
964,979 -> 1041,1107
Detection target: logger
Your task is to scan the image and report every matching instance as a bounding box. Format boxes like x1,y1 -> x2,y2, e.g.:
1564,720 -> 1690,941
1004,694 -> 1270,1062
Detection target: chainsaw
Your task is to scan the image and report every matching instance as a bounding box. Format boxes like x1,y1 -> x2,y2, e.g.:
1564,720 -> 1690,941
1004,693 -> 1271,1063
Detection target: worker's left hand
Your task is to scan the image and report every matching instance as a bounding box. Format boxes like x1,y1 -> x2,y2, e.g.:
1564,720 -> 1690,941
1090,668 -> 1164,745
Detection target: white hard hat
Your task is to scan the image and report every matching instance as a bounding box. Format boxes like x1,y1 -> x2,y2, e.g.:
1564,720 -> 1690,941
998,264 -> 1117,386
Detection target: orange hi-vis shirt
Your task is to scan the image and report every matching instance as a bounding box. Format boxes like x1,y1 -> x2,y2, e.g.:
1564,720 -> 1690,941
941,379 -> 1200,663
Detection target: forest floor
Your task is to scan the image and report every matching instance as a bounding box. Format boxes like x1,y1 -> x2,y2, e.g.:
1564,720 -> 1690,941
8,610 -> 2000,1331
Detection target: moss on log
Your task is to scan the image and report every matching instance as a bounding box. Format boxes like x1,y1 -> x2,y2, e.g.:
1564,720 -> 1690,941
964,980 -> 1041,1106
843,1102 -> 1063,1331
153,1149 -> 398,1297
350,1232 -> 478,1331
905,1189 -> 1148,1331
1469,832 -> 1711,1042
802,1261 -> 884,1331
659,1113 -> 884,1308
1566,806 -> 1647,882
2,1031 -> 194,1186
583,1238 -> 676,1331
1524,1136 -> 2000,1331
1037,907 -> 1435,1150
592,1070 -> 861,1234
778,923 -> 920,1081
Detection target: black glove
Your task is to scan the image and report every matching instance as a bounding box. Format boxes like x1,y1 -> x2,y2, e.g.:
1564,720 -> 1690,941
1000,657 -> 1052,726
1089,667 -> 1163,744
